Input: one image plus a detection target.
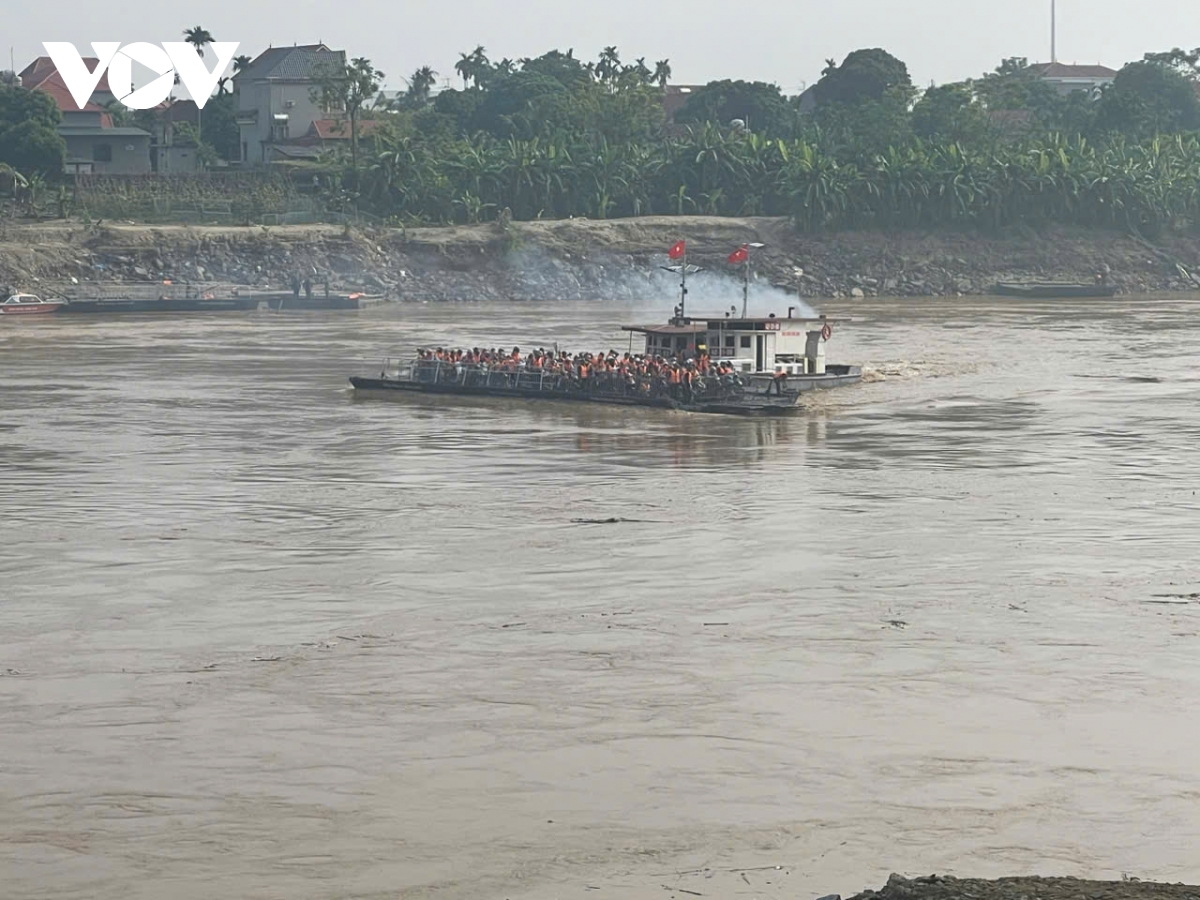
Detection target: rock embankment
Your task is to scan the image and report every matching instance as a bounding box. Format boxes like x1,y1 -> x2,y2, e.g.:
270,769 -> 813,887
2,216 -> 1199,300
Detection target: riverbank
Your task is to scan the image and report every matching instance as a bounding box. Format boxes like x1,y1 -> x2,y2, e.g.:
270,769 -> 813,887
3,216 -> 1200,300
848,875 -> 1200,900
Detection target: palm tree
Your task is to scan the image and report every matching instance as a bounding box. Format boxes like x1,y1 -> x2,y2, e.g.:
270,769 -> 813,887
233,54 -> 252,74
469,46 -> 491,88
454,46 -> 492,89
596,46 -> 621,86
183,26 -> 214,57
653,60 -> 672,88
182,27 -> 215,139
406,66 -> 438,106
455,53 -> 472,89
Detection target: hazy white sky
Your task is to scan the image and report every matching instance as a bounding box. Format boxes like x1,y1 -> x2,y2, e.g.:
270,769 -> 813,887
6,0 -> 1198,94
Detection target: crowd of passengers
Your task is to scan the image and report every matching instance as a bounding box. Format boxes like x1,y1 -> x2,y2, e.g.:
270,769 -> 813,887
411,347 -> 747,400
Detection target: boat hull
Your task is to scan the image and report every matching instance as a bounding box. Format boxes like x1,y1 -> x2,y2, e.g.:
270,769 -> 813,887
0,303 -> 62,315
349,366 -> 862,416
253,292 -> 387,311
59,296 -> 263,314
992,282 -> 1117,298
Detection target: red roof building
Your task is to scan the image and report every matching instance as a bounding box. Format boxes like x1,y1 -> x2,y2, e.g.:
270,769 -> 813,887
662,85 -> 705,122
20,55 -> 115,107
306,118 -> 383,141
18,54 -> 152,174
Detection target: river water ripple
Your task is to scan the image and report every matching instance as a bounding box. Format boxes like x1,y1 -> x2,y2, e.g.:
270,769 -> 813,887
2,296 -> 1200,899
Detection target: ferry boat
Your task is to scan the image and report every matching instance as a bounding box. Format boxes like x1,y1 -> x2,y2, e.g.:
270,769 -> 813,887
350,309 -> 860,415
350,246 -> 861,415
1,293 -> 64,315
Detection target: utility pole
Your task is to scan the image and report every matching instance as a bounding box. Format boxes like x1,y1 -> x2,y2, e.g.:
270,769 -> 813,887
1051,0 -> 1058,63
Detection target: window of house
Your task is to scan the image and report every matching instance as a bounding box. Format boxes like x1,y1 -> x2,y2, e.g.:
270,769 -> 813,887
740,336 -> 752,348
676,337 -> 688,350
93,143 -> 113,162
725,335 -> 735,347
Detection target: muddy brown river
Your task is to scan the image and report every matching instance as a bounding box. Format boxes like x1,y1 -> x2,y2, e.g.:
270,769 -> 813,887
2,295 -> 1200,900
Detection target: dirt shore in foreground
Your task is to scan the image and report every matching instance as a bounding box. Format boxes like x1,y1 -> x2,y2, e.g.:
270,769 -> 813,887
2,215 -> 1199,300
848,875 -> 1200,900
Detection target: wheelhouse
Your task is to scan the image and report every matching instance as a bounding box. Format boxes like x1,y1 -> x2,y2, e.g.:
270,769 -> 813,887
622,310 -> 841,376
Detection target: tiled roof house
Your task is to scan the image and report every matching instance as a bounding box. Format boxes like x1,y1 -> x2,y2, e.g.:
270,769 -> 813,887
233,44 -> 347,164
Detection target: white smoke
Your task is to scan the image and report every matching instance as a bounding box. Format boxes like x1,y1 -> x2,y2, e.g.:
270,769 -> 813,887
503,247 -> 820,319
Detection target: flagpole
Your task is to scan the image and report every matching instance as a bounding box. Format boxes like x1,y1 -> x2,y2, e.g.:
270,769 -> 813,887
680,250 -> 687,321
742,257 -> 750,318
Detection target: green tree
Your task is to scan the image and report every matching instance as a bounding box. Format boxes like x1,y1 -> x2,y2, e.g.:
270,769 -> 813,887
196,91 -> 240,160
0,85 -> 64,177
912,82 -> 991,143
815,48 -> 913,106
0,84 -> 61,130
593,83 -> 665,143
430,87 -> 484,132
471,71 -> 570,137
816,90 -> 915,158
1095,60 -> 1200,139
520,49 -> 590,87
1142,47 -> 1200,81
311,56 -> 385,179
0,119 -> 66,176
675,79 -> 796,136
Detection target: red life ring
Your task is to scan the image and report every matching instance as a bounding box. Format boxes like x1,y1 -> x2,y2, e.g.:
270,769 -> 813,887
820,323 -> 832,341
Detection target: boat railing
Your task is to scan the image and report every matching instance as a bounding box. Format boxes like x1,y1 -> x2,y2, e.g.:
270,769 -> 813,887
378,357 -> 757,400
38,281 -> 236,302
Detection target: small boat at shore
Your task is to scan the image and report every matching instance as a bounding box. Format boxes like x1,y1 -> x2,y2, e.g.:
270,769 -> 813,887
991,281 -> 1117,298
1,293 -> 64,315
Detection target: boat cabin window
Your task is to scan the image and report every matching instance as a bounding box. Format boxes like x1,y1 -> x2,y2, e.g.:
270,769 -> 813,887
740,336 -> 751,349
676,337 -> 688,350
724,336 -> 735,348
